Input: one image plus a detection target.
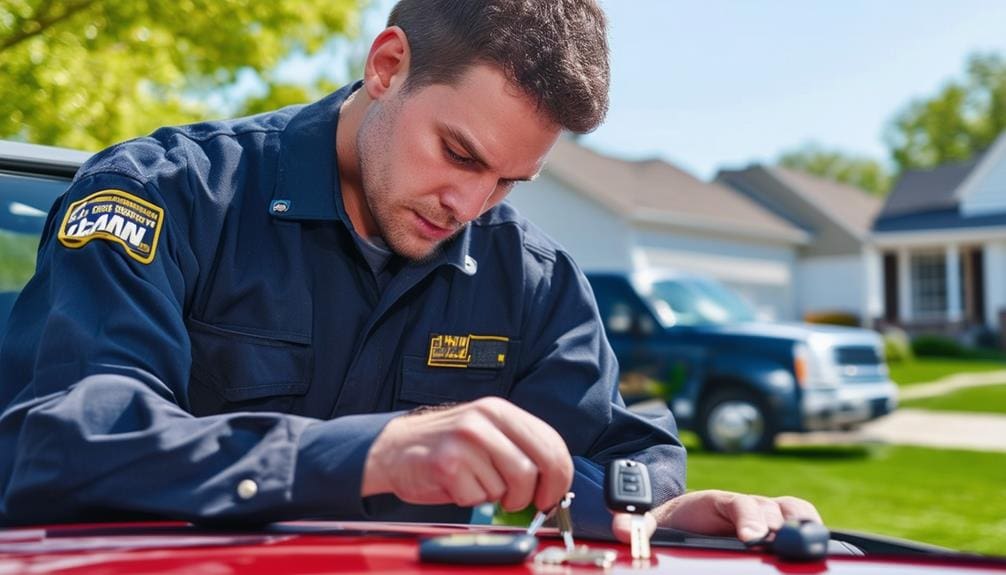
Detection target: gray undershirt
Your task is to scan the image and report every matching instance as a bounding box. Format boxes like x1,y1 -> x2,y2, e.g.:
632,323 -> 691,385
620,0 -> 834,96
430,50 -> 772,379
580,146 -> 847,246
352,232 -> 397,292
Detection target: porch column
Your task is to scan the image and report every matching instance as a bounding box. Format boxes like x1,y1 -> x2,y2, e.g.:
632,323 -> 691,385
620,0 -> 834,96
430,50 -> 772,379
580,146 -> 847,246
985,241 -> 1006,329
897,248 -> 912,322
946,244 -> 962,322
863,246 -> 883,326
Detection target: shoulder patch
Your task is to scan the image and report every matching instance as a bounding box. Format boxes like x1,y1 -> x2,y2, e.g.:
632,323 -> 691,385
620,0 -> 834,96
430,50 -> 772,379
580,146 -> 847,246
57,190 -> 165,264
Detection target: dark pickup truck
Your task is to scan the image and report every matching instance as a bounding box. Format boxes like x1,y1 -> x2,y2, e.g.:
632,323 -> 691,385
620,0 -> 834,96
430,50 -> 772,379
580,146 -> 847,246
586,271 -> 897,452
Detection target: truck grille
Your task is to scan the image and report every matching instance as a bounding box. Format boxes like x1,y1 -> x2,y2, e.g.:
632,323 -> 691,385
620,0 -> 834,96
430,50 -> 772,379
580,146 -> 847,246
834,346 -> 882,366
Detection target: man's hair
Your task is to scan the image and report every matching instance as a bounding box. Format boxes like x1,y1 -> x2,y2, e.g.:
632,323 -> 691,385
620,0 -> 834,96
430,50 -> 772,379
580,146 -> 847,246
388,0 -> 609,134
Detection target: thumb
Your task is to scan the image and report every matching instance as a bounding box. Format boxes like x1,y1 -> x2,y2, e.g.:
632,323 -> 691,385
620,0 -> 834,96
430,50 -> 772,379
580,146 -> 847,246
611,511 -> 657,543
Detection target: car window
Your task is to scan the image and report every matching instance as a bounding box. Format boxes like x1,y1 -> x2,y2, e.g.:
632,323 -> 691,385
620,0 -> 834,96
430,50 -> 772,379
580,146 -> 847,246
1,171 -> 69,332
650,277 -> 757,326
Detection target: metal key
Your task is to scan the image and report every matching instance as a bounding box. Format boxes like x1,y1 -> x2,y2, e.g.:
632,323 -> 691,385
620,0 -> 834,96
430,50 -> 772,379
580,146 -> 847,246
525,508 -> 553,537
534,545 -> 617,568
556,492 -> 576,551
605,459 -> 653,560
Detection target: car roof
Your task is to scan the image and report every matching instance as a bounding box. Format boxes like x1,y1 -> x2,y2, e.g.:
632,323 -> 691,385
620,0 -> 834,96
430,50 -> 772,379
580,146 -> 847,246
0,139 -> 91,179
0,521 -> 1002,574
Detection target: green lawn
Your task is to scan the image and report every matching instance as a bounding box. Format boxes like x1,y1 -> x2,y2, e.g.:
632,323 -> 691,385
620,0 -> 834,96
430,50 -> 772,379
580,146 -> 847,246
683,434 -> 1006,555
888,357 -> 1006,386
901,384 -> 1006,414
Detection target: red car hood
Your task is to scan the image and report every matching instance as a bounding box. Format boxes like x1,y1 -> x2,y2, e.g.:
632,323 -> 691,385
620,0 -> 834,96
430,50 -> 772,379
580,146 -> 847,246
0,521 -> 1003,574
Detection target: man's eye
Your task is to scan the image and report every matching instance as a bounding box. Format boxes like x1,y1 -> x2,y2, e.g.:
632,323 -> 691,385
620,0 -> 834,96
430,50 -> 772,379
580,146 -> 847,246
445,145 -> 473,165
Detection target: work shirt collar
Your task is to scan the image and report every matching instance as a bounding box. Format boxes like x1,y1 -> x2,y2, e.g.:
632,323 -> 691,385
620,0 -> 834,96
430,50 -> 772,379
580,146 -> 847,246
269,82 -> 476,276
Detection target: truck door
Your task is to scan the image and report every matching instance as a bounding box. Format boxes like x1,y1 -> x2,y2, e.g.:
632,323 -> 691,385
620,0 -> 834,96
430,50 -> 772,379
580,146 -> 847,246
588,275 -> 703,410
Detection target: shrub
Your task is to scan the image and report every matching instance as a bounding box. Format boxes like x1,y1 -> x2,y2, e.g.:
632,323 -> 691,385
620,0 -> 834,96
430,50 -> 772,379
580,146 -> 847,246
883,328 -> 914,363
911,334 -> 966,358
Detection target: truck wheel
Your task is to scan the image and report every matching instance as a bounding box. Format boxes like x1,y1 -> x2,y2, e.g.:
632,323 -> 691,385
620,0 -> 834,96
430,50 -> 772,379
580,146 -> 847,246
697,389 -> 776,453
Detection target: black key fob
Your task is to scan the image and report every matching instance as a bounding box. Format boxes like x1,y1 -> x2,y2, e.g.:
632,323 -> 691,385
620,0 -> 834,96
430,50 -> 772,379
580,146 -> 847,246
605,459 -> 653,513
773,520 -> 830,562
418,533 -> 538,564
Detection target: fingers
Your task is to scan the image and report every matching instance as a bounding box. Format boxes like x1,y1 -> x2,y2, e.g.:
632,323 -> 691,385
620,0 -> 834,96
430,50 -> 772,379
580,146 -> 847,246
776,495 -> 824,524
431,437 -> 509,508
719,493 -> 771,542
658,490 -> 825,543
470,398 -> 574,511
451,412 -> 537,511
364,397 -> 573,512
611,511 -> 656,544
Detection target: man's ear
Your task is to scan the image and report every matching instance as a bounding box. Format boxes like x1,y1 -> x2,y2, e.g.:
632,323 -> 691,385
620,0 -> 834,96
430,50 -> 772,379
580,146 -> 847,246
363,26 -> 411,100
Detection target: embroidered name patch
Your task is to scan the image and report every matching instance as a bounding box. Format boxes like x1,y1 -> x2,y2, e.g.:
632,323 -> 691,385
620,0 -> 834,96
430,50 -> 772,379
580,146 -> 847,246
57,190 -> 164,264
428,333 -> 509,369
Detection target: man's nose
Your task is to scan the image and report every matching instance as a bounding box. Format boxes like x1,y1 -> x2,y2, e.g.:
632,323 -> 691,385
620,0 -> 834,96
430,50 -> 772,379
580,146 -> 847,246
440,174 -> 498,224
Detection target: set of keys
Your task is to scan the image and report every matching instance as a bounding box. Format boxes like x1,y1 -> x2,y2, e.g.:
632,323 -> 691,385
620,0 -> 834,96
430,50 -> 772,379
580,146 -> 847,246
419,458 -> 654,568
528,459 -> 654,567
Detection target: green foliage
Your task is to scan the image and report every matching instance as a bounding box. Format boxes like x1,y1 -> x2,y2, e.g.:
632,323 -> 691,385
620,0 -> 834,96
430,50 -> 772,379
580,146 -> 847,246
777,143 -> 892,196
911,334 -> 968,358
0,0 -> 366,150
685,442 -> 1006,555
902,384 -> 1006,414
0,231 -> 39,291
881,327 -> 914,364
885,52 -> 1006,171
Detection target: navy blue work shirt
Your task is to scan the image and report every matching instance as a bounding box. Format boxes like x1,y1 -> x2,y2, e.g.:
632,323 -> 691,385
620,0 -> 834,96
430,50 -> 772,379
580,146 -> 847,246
0,83 -> 685,536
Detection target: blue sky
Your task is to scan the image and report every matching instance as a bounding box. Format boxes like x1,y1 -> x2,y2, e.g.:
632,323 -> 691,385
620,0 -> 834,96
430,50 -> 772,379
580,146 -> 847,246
354,0 -> 1006,180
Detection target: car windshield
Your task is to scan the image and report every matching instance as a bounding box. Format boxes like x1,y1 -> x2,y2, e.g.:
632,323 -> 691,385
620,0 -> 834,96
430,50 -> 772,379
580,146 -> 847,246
648,277 -> 757,327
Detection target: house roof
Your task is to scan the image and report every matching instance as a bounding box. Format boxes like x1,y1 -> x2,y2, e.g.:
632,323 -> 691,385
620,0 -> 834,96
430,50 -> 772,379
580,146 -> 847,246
543,138 -> 808,243
718,165 -> 882,241
877,157 -> 981,220
767,167 -> 883,236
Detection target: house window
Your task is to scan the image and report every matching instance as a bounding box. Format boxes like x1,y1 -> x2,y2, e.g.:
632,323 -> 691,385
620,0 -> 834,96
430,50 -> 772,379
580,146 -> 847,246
910,252 -> 946,318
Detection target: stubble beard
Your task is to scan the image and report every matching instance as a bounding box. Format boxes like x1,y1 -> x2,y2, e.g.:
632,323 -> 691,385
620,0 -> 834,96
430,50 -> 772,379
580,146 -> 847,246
356,97 -> 458,264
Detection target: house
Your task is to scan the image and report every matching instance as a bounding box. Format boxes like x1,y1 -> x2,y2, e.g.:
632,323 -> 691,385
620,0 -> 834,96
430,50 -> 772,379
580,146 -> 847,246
715,165 -> 884,325
870,133 -> 1006,337
507,137 -> 811,320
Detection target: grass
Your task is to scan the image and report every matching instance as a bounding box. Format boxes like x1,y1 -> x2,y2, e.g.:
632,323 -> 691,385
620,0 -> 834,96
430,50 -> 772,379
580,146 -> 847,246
901,384 -> 1006,414
682,433 -> 1006,556
887,357 -> 1006,386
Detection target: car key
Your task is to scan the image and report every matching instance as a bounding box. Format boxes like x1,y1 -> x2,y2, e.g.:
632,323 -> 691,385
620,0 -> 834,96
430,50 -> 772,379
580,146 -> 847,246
605,459 -> 653,560
556,492 -> 576,551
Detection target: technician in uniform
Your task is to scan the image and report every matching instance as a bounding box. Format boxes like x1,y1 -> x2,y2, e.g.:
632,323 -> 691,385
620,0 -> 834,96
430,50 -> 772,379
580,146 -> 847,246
0,0 -> 819,541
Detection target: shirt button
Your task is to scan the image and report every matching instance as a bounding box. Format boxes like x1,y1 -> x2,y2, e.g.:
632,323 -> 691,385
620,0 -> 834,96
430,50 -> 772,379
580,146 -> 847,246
237,479 -> 258,500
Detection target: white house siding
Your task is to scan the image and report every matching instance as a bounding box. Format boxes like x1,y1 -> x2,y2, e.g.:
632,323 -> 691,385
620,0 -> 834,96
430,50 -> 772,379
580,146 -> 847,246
796,254 -> 866,320
985,240 -> 1006,329
506,175 -> 633,271
632,228 -> 798,321
961,136 -> 1006,217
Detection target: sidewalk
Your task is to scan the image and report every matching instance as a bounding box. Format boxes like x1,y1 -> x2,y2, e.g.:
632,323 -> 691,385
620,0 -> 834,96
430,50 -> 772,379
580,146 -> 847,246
778,408 -> 1006,453
897,369 -> 1006,400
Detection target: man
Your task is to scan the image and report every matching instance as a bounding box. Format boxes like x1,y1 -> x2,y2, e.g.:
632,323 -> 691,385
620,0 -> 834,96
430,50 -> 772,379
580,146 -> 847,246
0,0 -> 819,541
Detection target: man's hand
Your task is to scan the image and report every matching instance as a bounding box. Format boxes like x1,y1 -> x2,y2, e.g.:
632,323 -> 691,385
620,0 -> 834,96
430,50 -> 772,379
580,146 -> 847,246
362,397 -> 574,512
612,489 -> 823,544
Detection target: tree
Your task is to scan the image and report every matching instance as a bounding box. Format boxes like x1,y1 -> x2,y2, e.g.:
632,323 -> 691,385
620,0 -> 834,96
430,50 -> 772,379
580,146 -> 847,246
885,52 -> 1006,171
777,143 -> 892,196
0,0 -> 365,150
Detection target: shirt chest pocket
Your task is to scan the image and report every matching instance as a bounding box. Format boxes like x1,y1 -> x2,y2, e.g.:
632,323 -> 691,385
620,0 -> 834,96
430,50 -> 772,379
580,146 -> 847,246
396,340 -> 522,408
186,317 -> 313,415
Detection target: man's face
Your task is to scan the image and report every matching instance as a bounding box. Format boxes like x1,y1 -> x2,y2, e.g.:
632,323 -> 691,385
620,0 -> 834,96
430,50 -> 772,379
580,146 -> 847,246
355,64 -> 561,261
